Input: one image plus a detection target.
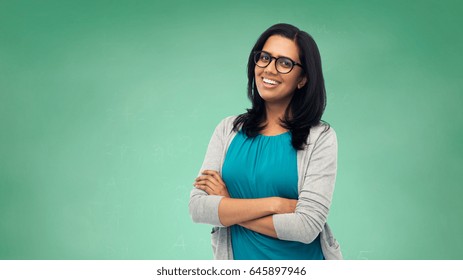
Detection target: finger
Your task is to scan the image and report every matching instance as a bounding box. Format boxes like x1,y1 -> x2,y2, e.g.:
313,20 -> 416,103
211,172 -> 226,186
196,175 -> 220,186
194,183 -> 210,194
195,179 -> 218,193
194,182 -> 215,195
202,170 -> 226,186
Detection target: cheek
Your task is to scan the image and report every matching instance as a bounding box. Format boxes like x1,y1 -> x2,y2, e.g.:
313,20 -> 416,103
254,69 -> 262,86
286,75 -> 301,89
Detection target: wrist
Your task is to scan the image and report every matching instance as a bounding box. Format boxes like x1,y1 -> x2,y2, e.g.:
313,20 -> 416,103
269,197 -> 281,214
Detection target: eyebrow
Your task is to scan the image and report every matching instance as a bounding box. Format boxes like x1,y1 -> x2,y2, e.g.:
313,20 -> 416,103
261,50 -> 299,63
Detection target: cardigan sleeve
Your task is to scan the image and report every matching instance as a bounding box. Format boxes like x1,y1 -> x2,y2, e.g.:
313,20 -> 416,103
188,119 -> 227,227
272,126 -> 338,244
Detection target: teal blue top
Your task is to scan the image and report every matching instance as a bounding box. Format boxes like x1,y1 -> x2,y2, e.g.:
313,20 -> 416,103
222,129 -> 324,260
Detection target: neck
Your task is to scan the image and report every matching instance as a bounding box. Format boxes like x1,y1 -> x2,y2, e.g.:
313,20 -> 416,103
263,101 -> 291,128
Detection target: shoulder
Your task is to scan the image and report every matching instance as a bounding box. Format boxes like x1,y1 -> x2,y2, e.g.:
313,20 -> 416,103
218,115 -> 239,127
214,115 -> 240,133
306,122 -> 337,149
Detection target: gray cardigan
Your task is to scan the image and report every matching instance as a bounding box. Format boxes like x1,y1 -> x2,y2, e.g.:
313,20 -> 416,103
189,115 -> 342,260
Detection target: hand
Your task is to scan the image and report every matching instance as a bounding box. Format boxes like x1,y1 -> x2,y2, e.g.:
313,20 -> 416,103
193,170 -> 230,198
275,198 -> 298,214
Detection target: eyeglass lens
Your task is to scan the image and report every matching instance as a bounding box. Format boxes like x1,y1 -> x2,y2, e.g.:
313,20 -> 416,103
254,51 -> 294,73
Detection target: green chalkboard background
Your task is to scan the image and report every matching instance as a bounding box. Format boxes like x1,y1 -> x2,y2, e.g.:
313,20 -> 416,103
1,0 -> 462,259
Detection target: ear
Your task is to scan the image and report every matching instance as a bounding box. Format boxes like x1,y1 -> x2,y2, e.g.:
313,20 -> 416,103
297,76 -> 307,89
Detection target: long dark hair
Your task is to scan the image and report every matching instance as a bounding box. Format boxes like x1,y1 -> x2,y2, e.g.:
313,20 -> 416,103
232,23 -> 329,150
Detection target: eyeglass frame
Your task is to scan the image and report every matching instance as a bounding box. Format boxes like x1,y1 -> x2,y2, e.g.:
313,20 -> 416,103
253,50 -> 304,74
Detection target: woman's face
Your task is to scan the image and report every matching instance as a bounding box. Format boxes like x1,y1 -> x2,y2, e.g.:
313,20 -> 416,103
254,35 -> 307,107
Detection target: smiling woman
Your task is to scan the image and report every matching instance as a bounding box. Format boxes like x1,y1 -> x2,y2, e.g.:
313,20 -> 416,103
254,35 -> 307,119
189,23 -> 341,260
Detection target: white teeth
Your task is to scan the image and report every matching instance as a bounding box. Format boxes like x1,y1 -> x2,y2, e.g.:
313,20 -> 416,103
263,77 -> 279,85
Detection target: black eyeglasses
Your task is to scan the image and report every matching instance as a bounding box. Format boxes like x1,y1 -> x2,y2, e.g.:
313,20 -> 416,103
253,50 -> 303,74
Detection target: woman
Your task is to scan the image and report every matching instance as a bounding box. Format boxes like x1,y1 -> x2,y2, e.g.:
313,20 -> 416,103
189,23 -> 342,260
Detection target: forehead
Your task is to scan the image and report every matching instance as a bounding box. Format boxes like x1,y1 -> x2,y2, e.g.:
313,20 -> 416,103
261,35 -> 300,61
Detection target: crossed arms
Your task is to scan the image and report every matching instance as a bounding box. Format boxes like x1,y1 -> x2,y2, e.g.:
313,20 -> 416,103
188,118 -> 337,244
193,169 -> 297,238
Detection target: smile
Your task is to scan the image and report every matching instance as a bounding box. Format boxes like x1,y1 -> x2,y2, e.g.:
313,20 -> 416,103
262,77 -> 280,85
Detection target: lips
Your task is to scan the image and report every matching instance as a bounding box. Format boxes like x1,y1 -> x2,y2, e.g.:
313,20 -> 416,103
262,77 -> 280,85
261,77 -> 281,89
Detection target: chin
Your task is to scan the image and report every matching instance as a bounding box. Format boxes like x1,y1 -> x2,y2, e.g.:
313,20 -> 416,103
259,94 -> 288,105
257,90 -> 273,101
258,90 -> 292,103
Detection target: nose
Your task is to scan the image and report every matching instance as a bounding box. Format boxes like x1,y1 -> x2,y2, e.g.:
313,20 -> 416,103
264,58 -> 278,75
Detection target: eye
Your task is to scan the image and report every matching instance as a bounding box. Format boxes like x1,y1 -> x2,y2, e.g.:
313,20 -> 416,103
260,52 -> 271,62
278,58 -> 293,69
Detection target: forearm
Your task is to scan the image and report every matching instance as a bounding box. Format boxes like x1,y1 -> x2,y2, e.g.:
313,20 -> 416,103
189,188 -> 224,226
239,215 -> 277,238
271,127 -> 338,244
218,197 -> 278,227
